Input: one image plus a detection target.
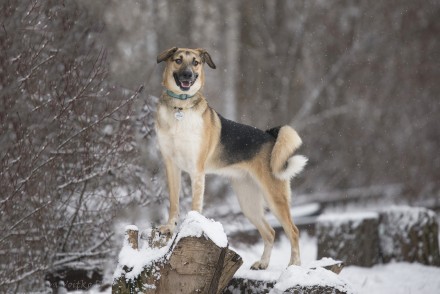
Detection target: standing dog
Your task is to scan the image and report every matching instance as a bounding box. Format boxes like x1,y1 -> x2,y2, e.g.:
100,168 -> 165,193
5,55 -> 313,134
155,47 -> 307,269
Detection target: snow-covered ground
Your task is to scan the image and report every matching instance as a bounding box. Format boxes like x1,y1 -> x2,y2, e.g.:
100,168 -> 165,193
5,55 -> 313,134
80,218 -> 440,294
232,233 -> 440,294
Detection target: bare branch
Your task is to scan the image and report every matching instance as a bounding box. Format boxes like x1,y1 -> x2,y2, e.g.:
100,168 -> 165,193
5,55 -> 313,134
56,85 -> 144,151
0,200 -> 53,244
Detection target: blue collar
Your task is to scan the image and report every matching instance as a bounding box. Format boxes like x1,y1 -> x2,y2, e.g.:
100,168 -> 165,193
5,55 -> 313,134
166,89 -> 195,100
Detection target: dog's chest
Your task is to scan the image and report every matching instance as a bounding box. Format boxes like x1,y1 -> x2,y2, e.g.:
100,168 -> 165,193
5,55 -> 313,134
156,106 -> 204,172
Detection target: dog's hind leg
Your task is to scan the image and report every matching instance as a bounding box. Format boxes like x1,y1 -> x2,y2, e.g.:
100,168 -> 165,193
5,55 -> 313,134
262,178 -> 301,266
232,175 -> 275,270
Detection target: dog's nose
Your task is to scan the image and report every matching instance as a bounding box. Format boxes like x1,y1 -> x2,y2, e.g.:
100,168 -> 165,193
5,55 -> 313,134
180,70 -> 193,80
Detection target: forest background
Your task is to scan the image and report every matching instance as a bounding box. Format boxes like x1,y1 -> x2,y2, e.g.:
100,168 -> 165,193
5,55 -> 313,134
1,0 -> 438,291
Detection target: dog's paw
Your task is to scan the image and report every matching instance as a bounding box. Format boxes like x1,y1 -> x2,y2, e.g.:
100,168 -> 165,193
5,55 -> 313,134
250,260 -> 269,270
158,223 -> 175,236
289,254 -> 301,266
289,259 -> 301,266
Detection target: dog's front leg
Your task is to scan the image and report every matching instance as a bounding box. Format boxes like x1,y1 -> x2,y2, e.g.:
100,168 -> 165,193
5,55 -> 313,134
159,158 -> 181,235
191,171 -> 205,213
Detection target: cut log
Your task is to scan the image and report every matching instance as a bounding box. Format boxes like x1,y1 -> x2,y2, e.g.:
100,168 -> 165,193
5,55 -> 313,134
379,206 -> 440,266
125,225 -> 139,250
272,266 -> 353,294
112,212 -> 243,294
141,227 -> 172,249
159,236 -> 241,293
307,258 -> 345,275
224,258 -> 347,294
316,206 -> 440,268
317,212 -> 380,267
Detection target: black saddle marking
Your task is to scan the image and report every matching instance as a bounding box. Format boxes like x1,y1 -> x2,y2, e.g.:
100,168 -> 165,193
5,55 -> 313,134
265,126 -> 282,139
218,114 -> 275,165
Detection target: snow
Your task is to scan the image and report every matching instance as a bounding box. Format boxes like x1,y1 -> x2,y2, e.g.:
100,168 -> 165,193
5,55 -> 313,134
380,205 -> 436,232
124,225 -> 138,231
113,211 -> 228,283
102,124 -> 114,135
271,266 -> 352,294
317,211 -> 379,225
232,233 -> 440,294
232,233 -> 318,281
112,237 -> 169,281
305,257 -> 342,269
340,262 -> 440,294
222,202 -> 321,234
378,205 -> 438,264
85,211 -> 439,294
176,211 -> 228,248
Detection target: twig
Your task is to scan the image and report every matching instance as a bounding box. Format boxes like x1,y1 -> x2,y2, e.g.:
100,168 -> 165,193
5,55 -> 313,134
56,85 -> 144,151
0,200 -> 53,244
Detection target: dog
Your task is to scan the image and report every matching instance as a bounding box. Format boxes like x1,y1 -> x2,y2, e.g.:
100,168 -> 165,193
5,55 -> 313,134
155,47 -> 307,269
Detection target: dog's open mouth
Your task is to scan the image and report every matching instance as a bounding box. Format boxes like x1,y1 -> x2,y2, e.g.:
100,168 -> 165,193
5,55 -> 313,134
173,73 -> 197,91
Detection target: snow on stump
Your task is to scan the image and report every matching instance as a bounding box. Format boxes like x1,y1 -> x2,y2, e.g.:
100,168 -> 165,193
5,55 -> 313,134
112,212 -> 243,294
271,266 -> 353,294
224,258 -> 347,294
379,206 -> 440,266
317,212 -> 380,267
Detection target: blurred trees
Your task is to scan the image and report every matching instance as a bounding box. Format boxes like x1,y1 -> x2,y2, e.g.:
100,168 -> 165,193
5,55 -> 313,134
0,1 -> 159,291
95,0 -> 439,197
1,0 -> 439,291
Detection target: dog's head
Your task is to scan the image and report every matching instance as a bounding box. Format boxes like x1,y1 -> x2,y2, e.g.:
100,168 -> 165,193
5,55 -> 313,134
157,47 -> 216,96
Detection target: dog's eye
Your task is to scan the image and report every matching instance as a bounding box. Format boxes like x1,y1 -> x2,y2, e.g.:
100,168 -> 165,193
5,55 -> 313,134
175,59 -> 182,65
193,60 -> 199,66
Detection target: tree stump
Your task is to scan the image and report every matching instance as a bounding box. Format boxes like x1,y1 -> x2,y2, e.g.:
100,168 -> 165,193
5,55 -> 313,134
379,206 -> 440,266
112,212 -> 243,294
224,259 -> 347,294
317,212 -> 380,267
272,265 -> 352,294
125,225 -> 139,249
224,277 -> 275,294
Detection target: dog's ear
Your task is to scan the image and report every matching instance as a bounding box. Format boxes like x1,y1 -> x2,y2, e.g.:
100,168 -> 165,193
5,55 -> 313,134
197,49 -> 216,69
157,47 -> 178,64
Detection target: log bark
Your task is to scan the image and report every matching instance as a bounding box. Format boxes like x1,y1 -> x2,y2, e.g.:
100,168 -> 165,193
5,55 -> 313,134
317,212 -> 380,267
125,226 -> 139,250
157,236 -> 238,293
316,206 -> 440,268
379,206 -> 440,266
113,226 -> 243,294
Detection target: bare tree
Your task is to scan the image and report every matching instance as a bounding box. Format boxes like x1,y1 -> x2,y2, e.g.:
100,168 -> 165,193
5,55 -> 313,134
0,1 -> 160,291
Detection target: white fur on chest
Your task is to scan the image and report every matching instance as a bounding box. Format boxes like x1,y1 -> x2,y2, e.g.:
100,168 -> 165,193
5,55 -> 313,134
157,106 -> 204,173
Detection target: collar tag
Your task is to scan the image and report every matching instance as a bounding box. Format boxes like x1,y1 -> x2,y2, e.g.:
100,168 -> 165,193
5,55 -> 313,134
174,110 -> 184,120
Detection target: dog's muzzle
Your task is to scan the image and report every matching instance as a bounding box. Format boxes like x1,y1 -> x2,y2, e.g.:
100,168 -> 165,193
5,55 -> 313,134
174,70 -> 198,91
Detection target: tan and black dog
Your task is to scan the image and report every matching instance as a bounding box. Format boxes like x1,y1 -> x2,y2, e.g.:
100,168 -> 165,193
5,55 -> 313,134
155,47 -> 307,269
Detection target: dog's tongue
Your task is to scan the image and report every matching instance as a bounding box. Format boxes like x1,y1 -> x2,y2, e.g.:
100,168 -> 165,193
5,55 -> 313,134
181,81 -> 191,88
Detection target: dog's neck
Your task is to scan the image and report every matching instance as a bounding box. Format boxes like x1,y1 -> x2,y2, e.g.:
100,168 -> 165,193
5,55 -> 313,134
165,89 -> 195,100
161,88 -> 205,110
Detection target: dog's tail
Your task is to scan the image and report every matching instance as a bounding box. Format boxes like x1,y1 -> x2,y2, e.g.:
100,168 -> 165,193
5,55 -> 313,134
267,126 -> 308,181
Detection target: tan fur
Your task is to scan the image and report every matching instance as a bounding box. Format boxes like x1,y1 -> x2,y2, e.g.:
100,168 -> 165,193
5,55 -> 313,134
155,48 -> 306,269
271,126 -> 308,182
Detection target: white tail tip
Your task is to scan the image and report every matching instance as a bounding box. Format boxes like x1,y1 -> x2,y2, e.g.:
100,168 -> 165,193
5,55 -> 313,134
275,155 -> 308,180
